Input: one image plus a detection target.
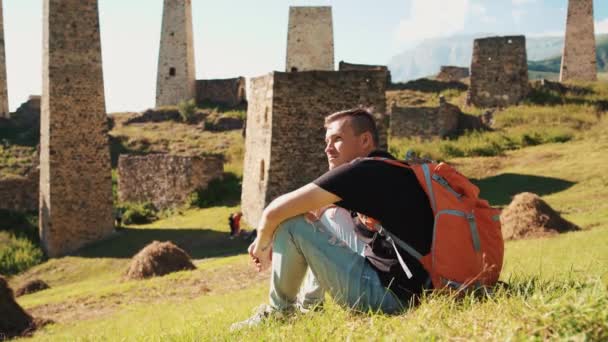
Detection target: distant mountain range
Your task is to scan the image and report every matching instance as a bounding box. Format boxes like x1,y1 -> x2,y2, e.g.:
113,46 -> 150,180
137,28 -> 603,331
388,34 -> 608,81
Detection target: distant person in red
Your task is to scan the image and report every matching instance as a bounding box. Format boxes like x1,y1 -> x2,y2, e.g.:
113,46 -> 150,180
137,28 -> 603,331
229,212 -> 243,239
233,212 -> 243,236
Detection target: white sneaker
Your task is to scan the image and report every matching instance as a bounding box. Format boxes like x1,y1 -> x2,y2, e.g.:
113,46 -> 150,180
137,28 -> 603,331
230,304 -> 288,331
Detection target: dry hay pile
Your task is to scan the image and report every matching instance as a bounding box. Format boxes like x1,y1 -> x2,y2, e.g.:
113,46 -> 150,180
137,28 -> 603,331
124,240 -> 196,280
15,279 -> 50,297
0,276 -> 51,338
500,192 -> 580,240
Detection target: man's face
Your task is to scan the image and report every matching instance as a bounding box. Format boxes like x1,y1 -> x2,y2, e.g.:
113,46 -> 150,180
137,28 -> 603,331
324,117 -> 370,170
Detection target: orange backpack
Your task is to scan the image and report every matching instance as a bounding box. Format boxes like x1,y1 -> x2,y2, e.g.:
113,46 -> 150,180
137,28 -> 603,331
358,157 -> 504,291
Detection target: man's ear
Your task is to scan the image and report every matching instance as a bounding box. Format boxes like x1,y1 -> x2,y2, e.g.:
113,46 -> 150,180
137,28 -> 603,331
360,131 -> 374,149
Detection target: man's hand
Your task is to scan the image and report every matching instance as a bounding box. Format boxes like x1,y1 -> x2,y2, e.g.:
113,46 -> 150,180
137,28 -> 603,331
248,238 -> 272,272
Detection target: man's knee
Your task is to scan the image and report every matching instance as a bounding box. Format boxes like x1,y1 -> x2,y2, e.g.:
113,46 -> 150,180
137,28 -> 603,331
273,215 -> 310,245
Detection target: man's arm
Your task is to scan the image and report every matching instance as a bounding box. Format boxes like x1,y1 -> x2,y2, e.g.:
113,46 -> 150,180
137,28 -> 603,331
250,183 -> 341,270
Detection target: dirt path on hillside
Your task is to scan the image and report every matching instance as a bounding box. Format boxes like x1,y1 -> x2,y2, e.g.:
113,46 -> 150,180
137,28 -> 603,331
26,261 -> 269,324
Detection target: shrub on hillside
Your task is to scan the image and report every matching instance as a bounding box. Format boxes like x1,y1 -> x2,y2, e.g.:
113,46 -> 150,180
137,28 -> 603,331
118,202 -> 158,225
188,172 -> 241,208
0,210 -> 45,276
178,99 -> 197,123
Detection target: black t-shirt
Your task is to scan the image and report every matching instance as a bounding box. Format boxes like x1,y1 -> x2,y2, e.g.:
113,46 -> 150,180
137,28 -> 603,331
313,150 -> 434,301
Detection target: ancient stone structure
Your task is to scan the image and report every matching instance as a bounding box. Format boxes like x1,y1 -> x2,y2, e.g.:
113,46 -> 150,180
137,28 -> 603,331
156,0 -> 196,107
390,99 -> 461,140
0,169 -> 39,212
560,0 -> 597,82
195,77 -> 246,107
241,70 -> 388,226
339,61 -> 391,84
468,36 -> 529,108
11,95 -> 41,128
0,1 -> 8,118
117,154 -> 224,210
436,66 -> 469,82
286,6 -> 334,72
40,0 -> 114,257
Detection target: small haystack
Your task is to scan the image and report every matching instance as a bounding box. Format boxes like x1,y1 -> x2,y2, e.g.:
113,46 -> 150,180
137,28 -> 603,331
15,279 -> 50,297
500,192 -> 580,240
124,241 -> 196,280
0,276 -> 51,338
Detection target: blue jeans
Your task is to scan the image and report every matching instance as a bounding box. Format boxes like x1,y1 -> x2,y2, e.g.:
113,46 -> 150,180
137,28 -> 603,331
269,216 -> 403,314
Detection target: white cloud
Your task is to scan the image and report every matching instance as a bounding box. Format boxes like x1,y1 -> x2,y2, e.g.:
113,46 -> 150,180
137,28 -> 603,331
394,0 -> 470,46
596,18 -> 608,34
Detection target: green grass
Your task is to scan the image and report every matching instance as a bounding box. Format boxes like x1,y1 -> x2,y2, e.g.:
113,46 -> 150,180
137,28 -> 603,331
4,80 -> 608,340
9,124 -> 608,339
389,81 -> 607,161
0,210 -> 45,276
0,144 -> 37,179
13,227 -> 608,341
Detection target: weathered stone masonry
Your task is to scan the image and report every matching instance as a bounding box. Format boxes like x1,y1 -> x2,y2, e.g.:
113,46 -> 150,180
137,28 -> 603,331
468,36 -> 529,108
286,6 -> 334,72
339,61 -> 391,84
241,70 -> 388,227
156,0 -> 196,107
560,0 -> 597,82
40,0 -> 114,257
0,170 -> 38,212
118,154 -> 223,210
436,66 -> 469,82
390,100 -> 461,140
195,77 -> 246,107
0,1 -> 9,118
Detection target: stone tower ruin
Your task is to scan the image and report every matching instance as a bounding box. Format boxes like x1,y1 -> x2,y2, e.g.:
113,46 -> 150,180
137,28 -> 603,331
241,70 -> 388,227
286,6 -> 334,72
0,1 -> 8,118
468,36 -> 529,108
156,0 -> 196,107
40,0 -> 114,257
560,0 -> 597,82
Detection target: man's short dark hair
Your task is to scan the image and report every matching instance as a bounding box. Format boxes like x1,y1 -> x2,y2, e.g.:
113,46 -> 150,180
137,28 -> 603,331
324,108 -> 379,147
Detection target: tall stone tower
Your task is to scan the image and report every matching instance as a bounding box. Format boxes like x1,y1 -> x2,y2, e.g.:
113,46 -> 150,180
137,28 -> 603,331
241,70 -> 388,227
0,0 -> 9,118
468,36 -> 529,108
156,0 -> 196,107
40,0 -> 114,257
286,6 -> 334,72
560,0 -> 597,82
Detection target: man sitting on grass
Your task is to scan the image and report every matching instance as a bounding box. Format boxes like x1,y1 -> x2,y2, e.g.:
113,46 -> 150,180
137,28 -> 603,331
231,108 -> 434,330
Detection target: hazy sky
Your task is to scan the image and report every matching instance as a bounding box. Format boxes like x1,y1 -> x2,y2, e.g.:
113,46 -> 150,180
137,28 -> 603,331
4,0 -> 608,113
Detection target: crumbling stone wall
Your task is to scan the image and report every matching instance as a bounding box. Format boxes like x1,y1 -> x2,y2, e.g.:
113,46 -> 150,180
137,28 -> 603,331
11,96 -> 40,129
286,6 -> 334,72
242,70 -> 388,227
390,100 -> 461,140
468,36 -> 529,108
339,61 -> 391,84
0,170 -> 38,212
195,77 -> 246,107
560,0 -> 597,82
40,0 -> 114,258
0,1 -> 8,118
156,0 -> 196,107
436,66 -> 469,82
117,154 -> 223,210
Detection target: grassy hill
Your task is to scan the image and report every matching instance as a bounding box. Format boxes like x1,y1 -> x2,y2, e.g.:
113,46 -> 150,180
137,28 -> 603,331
8,124 -> 608,340
3,81 -> 608,340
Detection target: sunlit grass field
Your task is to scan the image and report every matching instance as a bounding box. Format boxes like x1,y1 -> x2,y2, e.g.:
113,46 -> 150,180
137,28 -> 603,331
3,80 -> 608,340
